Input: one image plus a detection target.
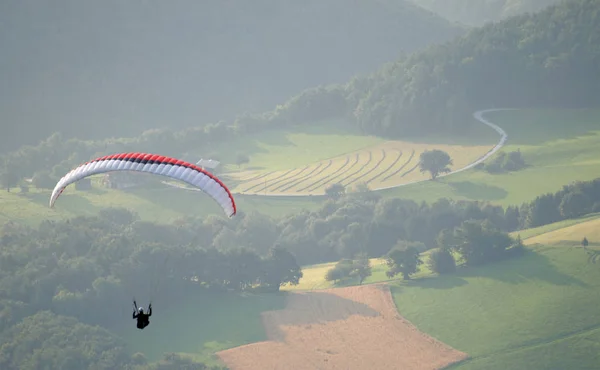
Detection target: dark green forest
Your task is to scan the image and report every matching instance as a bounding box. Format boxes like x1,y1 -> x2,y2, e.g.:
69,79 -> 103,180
0,0 -> 462,152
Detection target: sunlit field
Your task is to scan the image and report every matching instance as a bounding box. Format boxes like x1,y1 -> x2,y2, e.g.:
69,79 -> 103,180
391,218 -> 600,370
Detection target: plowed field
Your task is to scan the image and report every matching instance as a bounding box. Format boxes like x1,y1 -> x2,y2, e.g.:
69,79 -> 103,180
217,284 -> 468,370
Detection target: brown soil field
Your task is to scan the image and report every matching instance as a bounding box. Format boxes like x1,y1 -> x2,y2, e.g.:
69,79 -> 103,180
216,284 -> 468,370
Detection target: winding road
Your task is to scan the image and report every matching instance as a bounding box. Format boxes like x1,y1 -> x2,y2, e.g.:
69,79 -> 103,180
162,109 -> 511,196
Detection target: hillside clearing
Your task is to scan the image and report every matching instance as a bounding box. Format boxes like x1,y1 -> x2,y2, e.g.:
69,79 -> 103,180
522,215 -> 600,247
391,244 -> 600,370
217,284 -> 467,370
0,184 -> 320,226
384,108 -> 600,207
510,213 -> 600,241
230,140 -> 493,195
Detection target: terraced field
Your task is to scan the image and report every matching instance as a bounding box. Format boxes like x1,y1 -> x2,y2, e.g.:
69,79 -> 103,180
230,141 -> 494,195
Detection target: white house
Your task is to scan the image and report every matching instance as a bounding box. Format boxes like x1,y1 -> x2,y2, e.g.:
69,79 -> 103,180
196,159 -> 220,170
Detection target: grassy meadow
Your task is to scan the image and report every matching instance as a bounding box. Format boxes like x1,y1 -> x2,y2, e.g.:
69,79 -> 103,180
280,258 -> 394,291
384,108 -> 600,207
230,140 -> 493,195
0,181 -> 322,226
389,223 -> 600,370
116,291 -> 287,366
1,111 -> 501,225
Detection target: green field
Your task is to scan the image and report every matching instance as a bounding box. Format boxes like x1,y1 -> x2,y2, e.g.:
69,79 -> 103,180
273,216 -> 600,369
0,183 -> 321,226
212,120 -> 384,172
390,242 -> 600,370
511,213 -> 600,241
1,113 -> 500,225
384,108 -> 600,207
116,292 -> 287,366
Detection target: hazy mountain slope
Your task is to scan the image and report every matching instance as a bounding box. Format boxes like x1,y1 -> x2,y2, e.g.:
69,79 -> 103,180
0,0 -> 463,151
408,0 -> 563,26
348,0 -> 600,138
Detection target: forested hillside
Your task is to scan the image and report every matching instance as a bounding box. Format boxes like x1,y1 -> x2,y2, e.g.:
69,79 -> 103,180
3,0 -> 595,187
350,0 -> 600,138
0,0 -> 463,152
409,0 -> 562,26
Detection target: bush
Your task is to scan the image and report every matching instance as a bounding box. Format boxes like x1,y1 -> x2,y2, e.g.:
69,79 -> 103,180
482,150 -> 526,174
32,171 -> 56,189
427,248 -> 456,274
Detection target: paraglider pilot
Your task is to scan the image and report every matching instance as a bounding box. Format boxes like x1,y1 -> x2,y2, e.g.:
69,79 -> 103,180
133,300 -> 152,329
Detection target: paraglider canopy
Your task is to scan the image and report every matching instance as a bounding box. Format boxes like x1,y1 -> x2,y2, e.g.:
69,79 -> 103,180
49,152 -> 237,218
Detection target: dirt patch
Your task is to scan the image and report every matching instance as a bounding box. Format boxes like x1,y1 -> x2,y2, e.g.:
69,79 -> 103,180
216,284 -> 468,370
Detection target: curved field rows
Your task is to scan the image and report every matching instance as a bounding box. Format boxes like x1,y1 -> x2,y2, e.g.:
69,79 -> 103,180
166,110 -> 508,196
251,165 -> 310,193
336,151 -> 373,187
278,160 -> 332,192
216,284 -> 468,370
382,149 -> 415,182
301,154 -> 357,192
231,109 -> 509,195
233,142 -> 492,195
345,149 -> 386,187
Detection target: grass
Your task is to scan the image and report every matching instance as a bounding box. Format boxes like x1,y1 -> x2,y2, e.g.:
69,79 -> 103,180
0,182 -> 320,226
214,120 -> 383,172
284,216 -> 600,369
281,258 -> 394,291
510,213 -> 600,241
383,108 -> 600,207
521,215 -> 600,247
4,108 -> 599,225
390,240 -> 600,369
232,140 -> 493,195
116,291 -> 287,366
283,250 -> 438,291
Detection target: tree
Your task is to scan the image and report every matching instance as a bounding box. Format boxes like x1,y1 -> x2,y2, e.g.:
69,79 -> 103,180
385,242 -> 423,280
419,150 -> 453,180
349,253 -> 372,285
559,191 -> 591,219
32,171 -> 57,189
324,183 -> 345,200
325,259 -> 354,283
0,157 -> 20,192
427,248 -> 456,274
235,153 -> 250,168
260,246 -> 303,291
325,254 -> 372,285
449,220 -> 514,266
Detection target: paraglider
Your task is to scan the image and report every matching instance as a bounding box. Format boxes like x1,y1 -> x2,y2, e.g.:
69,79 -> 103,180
133,300 -> 152,330
49,152 -> 237,218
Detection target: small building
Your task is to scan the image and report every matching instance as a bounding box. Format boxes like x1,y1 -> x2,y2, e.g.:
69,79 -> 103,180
196,158 -> 220,170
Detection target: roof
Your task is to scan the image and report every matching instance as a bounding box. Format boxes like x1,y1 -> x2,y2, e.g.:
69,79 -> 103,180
195,159 -> 220,169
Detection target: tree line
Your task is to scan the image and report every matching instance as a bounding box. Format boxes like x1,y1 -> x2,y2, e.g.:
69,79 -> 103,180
0,208 -> 301,370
